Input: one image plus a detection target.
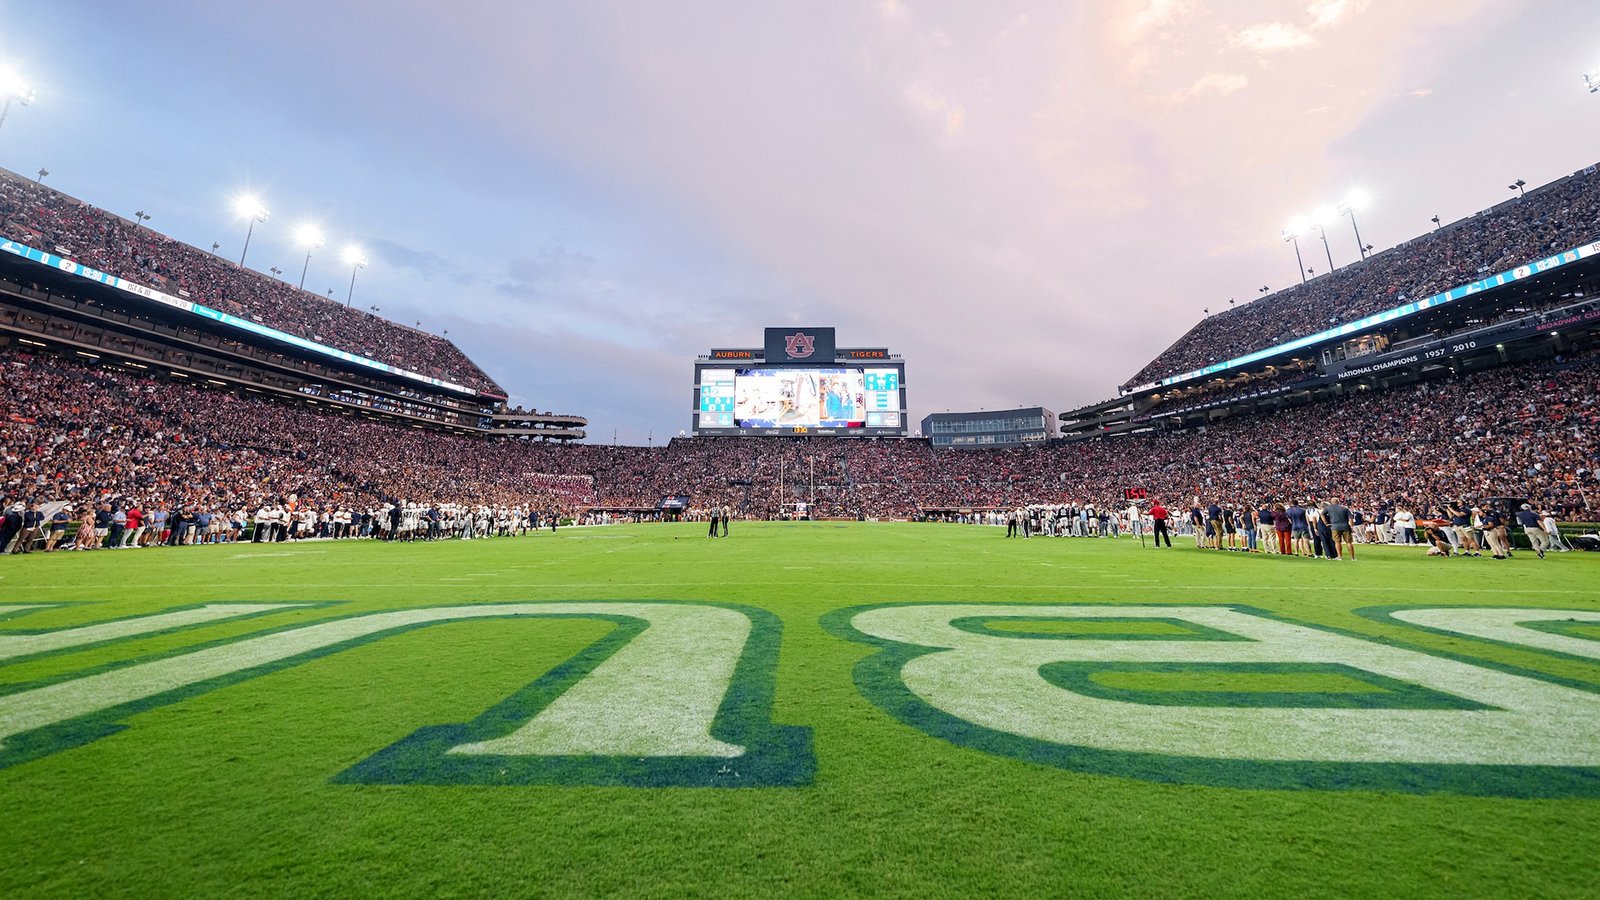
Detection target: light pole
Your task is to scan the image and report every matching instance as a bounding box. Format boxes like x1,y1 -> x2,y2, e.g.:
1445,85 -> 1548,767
132,210 -> 151,232
1283,219 -> 1309,285
0,68 -> 35,138
1430,215 -> 1441,231
269,267 -> 283,279
1313,207 -> 1337,274
343,245 -> 367,307
294,224 -> 324,290
35,168 -> 47,183
1508,179 -> 1526,198
1338,190 -> 1370,260
234,195 -> 269,266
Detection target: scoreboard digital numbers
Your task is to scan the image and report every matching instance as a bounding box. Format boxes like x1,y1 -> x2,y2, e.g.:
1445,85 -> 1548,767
693,328 -> 906,436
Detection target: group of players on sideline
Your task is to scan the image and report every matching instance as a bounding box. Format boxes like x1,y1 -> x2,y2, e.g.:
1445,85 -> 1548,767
8,492 -> 1574,557
976,496 -> 1573,559
1145,497 -> 1569,559
0,499 -> 570,554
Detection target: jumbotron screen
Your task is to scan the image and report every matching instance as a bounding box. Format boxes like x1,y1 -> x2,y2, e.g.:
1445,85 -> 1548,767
695,366 -> 904,435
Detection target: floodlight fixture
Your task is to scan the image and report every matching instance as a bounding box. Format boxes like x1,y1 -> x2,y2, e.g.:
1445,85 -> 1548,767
233,194 -> 268,221
294,223 -> 325,248
1337,191 -> 1372,259
0,67 -> 31,99
294,224 -> 325,290
1306,209 -> 1338,273
1509,179 -> 1526,197
233,195 -> 269,266
343,244 -> 368,306
1281,222 -> 1309,285
0,67 -> 36,137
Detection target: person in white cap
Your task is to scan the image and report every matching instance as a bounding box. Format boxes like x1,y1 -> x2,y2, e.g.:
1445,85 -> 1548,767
1515,503 -> 1548,559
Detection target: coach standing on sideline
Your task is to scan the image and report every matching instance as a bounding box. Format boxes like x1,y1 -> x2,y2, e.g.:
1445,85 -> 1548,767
1149,500 -> 1172,547
1325,497 -> 1355,560
720,504 -> 731,537
1516,504 -> 1548,558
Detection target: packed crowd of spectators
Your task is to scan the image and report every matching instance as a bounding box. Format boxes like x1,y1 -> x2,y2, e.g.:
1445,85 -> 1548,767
1123,166 -> 1600,389
0,171 -> 502,394
0,348 -> 590,551
5,341 -> 1597,556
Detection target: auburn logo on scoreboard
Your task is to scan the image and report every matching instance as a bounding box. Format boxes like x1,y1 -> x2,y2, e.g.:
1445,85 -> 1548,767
785,333 -> 816,359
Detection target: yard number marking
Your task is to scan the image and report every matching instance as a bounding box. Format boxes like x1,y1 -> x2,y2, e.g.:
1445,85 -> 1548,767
1388,607 -> 1600,661
830,604 -> 1600,796
0,603 -> 812,786
0,603 -> 308,662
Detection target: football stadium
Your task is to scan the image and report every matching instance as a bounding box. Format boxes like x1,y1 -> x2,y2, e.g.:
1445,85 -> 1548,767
3,4 -> 1600,897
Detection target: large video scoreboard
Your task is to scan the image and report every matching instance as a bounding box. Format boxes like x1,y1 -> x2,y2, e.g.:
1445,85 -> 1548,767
693,327 -> 908,436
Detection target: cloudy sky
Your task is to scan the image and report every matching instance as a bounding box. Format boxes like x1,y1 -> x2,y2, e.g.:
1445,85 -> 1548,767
3,1 -> 1598,441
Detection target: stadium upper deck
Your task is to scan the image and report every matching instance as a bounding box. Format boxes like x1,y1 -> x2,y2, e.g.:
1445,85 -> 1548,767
0,168 -> 505,397
1121,163 -> 1600,392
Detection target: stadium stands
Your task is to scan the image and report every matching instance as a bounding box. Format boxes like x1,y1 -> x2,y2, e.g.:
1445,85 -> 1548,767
1122,164 -> 1600,390
0,169 -> 504,395
5,341 -> 1595,548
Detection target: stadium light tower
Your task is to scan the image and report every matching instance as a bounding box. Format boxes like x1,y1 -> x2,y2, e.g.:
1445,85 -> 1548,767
1338,190 -> 1371,260
0,67 -> 35,137
294,223 -> 324,290
132,210 -> 151,232
1312,207 -> 1338,274
1508,179 -> 1526,198
1282,218 -> 1310,285
343,245 -> 368,307
234,195 -> 269,266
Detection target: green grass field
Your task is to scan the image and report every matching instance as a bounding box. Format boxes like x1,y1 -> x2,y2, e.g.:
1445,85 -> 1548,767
2,523 -> 1598,898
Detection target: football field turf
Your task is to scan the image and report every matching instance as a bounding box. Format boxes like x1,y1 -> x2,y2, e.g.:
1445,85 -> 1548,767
2,522 -> 1598,898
